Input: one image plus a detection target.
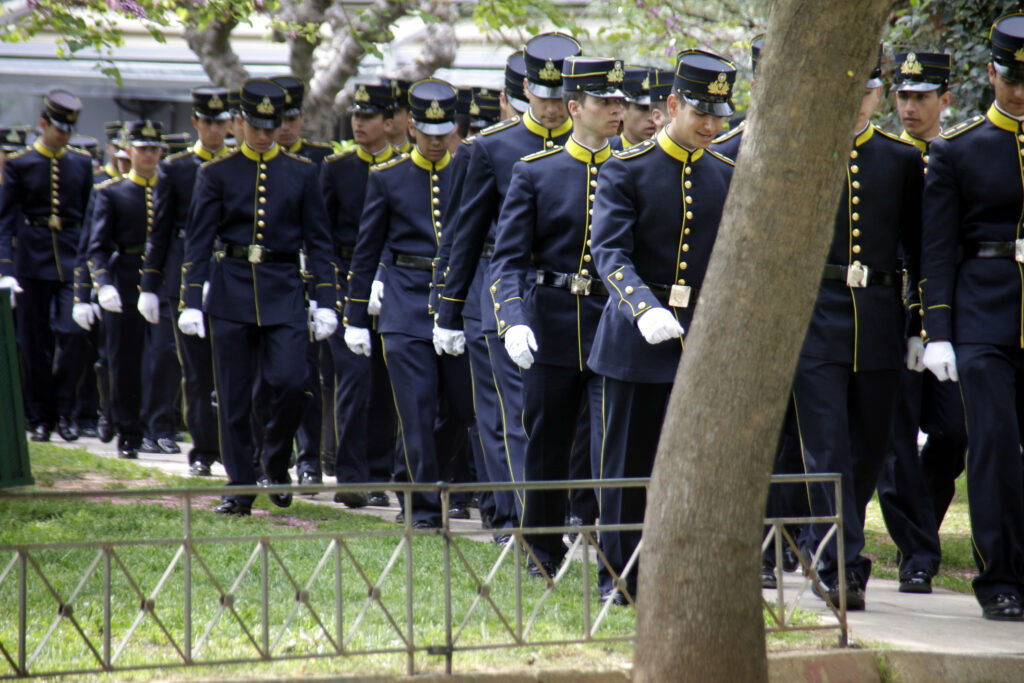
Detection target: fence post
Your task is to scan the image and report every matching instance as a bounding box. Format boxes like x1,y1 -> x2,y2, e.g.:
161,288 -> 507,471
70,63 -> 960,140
0,293 -> 31,488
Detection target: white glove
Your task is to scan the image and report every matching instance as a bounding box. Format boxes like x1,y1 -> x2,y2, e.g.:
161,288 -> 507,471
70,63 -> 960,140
178,308 -> 206,338
432,323 -> 445,356
0,275 -> 22,307
905,336 -> 926,372
344,325 -> 372,357
504,324 -> 537,370
368,280 -> 384,315
98,284 -> 123,313
436,325 -> 466,356
202,281 -> 210,307
923,340 -> 958,382
312,307 -> 338,341
136,291 -> 160,325
637,307 -> 684,344
72,302 -> 97,330
91,302 -> 102,320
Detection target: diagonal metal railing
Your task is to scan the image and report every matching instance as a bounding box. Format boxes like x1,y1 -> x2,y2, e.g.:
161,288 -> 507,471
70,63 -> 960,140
0,475 -> 844,679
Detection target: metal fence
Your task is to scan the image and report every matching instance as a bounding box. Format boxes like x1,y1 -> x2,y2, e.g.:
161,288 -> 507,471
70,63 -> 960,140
0,475 -> 844,679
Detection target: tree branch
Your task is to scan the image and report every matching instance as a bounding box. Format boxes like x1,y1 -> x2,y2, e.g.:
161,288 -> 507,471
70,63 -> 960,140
184,17 -> 248,89
277,0 -> 331,80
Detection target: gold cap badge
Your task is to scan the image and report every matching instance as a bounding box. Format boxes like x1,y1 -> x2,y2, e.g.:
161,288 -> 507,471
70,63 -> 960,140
707,72 -> 730,96
641,74 -> 650,91
607,61 -> 625,84
6,130 -> 19,143
257,96 -> 275,115
469,100 -> 481,116
208,93 -> 224,110
425,99 -> 445,120
901,52 -> 923,75
141,121 -> 157,138
1016,46 -> 1024,62
538,58 -> 561,81
355,85 -> 371,103
479,88 -> 489,96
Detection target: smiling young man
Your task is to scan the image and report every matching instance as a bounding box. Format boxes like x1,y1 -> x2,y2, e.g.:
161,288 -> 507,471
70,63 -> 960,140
920,12 -> 1024,621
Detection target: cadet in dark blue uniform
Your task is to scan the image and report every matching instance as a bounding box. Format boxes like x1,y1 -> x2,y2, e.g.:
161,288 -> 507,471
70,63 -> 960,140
874,51 -> 965,595
920,12 -> 1024,621
435,32 -> 581,524
382,78 -> 414,154
87,120 -> 166,458
321,83 -> 398,509
489,56 -> 625,578
140,87 -> 231,474
179,79 -> 338,516
0,90 -> 93,443
344,79 -> 474,528
610,66 -> 654,150
710,34 -> 762,160
589,50 -> 737,603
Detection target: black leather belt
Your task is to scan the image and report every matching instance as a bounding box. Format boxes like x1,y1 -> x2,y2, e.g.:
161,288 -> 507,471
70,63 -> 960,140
117,243 -> 145,255
393,253 -> 433,270
336,245 -> 355,260
964,241 -> 1016,259
822,263 -> 899,288
27,216 -> 80,231
647,281 -> 698,307
535,269 -> 608,296
223,244 -> 300,265
481,243 -> 495,259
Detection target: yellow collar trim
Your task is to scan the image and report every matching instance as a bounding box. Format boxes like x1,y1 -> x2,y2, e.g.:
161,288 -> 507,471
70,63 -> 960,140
357,144 -> 394,165
854,125 -> 874,147
565,137 -> 611,164
900,130 -> 929,154
620,132 -> 638,148
394,139 -> 412,154
103,163 -> 121,178
192,141 -> 227,161
240,141 -> 280,162
288,139 -> 303,154
127,169 -> 157,187
524,109 -> 573,139
33,139 -> 66,159
656,129 -> 703,164
411,147 -> 451,172
988,103 -> 1022,133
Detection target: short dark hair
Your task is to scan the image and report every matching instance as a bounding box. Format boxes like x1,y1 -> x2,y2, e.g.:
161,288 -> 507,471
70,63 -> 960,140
562,90 -> 588,108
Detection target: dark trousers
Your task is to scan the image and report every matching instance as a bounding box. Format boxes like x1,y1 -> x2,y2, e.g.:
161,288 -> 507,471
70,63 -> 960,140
294,339 -> 324,478
209,316 -> 309,504
327,332 -> 372,483
102,266 -> 147,448
381,332 -> 474,525
569,398 -> 599,524
763,402 -> 810,567
792,356 -> 900,587
484,330 -> 528,520
73,326 -> 101,426
367,330 -> 398,483
597,377 -> 671,595
171,306 -> 219,464
141,299 -> 181,439
16,277 -> 87,428
956,343 -> 1024,605
877,366 -> 966,577
95,321 -> 112,424
520,361 -> 604,566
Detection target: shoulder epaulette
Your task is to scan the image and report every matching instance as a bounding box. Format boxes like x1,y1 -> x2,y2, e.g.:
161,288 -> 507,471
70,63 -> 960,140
305,140 -> 333,150
521,146 -> 562,162
873,126 -> 917,148
713,120 -> 745,144
7,148 -> 30,160
200,149 -> 239,167
97,176 -> 124,189
282,149 -> 313,164
372,153 -> 409,171
93,168 -> 106,177
613,138 -> 656,159
66,145 -> 92,158
325,148 -> 357,163
164,149 -> 193,163
461,135 -> 476,146
705,149 -> 736,166
480,116 -> 520,136
940,115 -> 985,140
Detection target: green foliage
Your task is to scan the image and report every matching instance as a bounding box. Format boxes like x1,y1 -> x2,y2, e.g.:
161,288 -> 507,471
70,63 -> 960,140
471,0 -> 584,41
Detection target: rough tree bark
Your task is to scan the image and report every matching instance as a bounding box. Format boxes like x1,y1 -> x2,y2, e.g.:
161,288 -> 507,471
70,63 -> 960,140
183,18 -> 248,89
633,1 -> 895,681
278,0 -> 332,81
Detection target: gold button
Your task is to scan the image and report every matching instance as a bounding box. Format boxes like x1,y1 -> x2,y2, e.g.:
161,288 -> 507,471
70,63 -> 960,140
852,245 -> 861,254
684,167 -> 691,175
851,165 -> 859,174
853,260 -> 861,266
852,180 -> 860,189
435,222 -> 442,229
638,301 -> 647,309
850,150 -> 858,159
625,286 -> 634,294
678,279 -> 686,285
258,209 -> 266,216
684,228 -> 691,235
259,197 -> 267,204
680,262 -> 687,269
919,309 -> 924,317
54,198 -> 61,205
258,185 -> 266,192
588,209 -> 593,216
346,274 -> 352,280
583,254 -> 591,262
260,173 -> 267,180
852,212 -> 859,221
258,220 -> 265,227
336,284 -> 341,290
682,244 -> 690,252
685,196 -> 693,204
684,180 -> 692,189
686,211 -> 693,220
1019,135 -> 1024,142
342,316 -> 349,324
432,174 -> 439,181
590,180 -> 598,188
436,231 -> 442,237
433,210 -> 441,217
546,140 -> 554,148
260,163 -> 268,170
499,319 -> 506,326
586,239 -> 592,246
920,329 -> 926,337
580,268 -> 589,276
615,272 -> 624,280
852,228 -> 860,237
432,198 -> 440,205
256,233 -> 264,239
923,155 -> 930,164
490,285 -> 497,293
590,166 -> 598,173
432,186 -> 440,194
494,303 -> 501,311
589,194 -> 596,201
852,196 -> 860,205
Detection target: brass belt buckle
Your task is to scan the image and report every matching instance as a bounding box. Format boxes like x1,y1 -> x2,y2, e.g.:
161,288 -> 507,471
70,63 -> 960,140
668,284 -> 692,308
569,273 -> 592,296
1015,239 -> 1024,264
48,215 -> 61,231
846,263 -> 869,288
247,244 -> 265,264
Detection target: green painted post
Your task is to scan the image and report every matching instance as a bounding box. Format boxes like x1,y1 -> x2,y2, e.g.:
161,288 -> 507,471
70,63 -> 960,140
0,292 -> 32,488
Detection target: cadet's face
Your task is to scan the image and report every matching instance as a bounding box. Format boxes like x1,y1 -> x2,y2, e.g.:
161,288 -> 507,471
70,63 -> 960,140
40,119 -> 71,150
390,109 -> 410,141
499,91 -> 520,121
277,112 -> 304,146
855,87 -> 882,133
243,121 -> 277,154
193,116 -> 229,151
667,95 -> 725,150
129,144 -> 162,176
650,102 -> 670,130
623,102 -> 656,141
233,115 -> 246,144
896,90 -> 950,139
988,63 -> 1024,117
411,126 -> 448,162
569,95 -> 624,140
351,112 -> 387,149
525,82 -> 570,129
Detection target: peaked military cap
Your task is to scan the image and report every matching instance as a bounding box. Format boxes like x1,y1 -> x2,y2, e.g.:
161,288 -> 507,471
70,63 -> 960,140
191,85 -> 231,120
383,78 -> 413,110
42,89 -> 82,132
867,44 -> 883,89
456,86 -> 474,116
0,126 -> 28,152
751,34 -> 765,74
408,78 -> 457,135
125,119 -> 165,147
162,131 -> 192,154
271,75 -> 304,116
469,87 -> 500,126
226,89 -> 241,114
647,68 -> 675,103
622,65 -> 652,104
524,32 -> 583,98
103,120 -> 124,143
893,51 -> 951,92
673,49 -> 737,117
69,135 -> 100,161
351,82 -> 395,114
562,57 -> 627,99
991,12 -> 1024,82
240,78 -> 286,129
504,50 -> 529,113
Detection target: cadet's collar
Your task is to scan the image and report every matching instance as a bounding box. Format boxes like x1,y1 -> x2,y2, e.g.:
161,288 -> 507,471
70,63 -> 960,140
395,139 -> 413,154
357,144 -> 394,165
620,132 -> 639,148
565,136 -> 611,164
854,124 -> 874,148
287,139 -> 303,154
103,163 -> 121,178
900,130 -> 929,154
33,138 -> 66,159
656,128 -> 703,164
240,141 -> 280,162
411,146 -> 451,172
988,103 -> 1024,132
127,169 -> 157,187
192,141 -> 227,161
523,109 -> 573,140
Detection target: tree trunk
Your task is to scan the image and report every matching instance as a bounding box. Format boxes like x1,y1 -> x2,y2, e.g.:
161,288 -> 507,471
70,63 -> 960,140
184,18 -> 249,89
633,1 -> 894,681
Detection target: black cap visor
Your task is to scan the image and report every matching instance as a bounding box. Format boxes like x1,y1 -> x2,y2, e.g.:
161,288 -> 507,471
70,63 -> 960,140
994,60 -> 1024,83
412,119 -> 456,136
526,81 -> 563,99
242,111 -> 282,130
681,93 -> 734,117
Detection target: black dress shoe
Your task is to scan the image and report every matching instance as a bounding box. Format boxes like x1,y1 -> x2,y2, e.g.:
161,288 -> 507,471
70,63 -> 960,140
30,425 -> 51,442
97,416 -> 114,443
57,416 -> 79,442
412,519 -> 440,530
118,446 -> 138,460
189,461 -> 212,477
566,515 -> 585,544
139,437 -> 161,454
898,570 -> 933,594
448,502 -> 470,520
394,511 -> 405,524
982,593 -> 1024,621
493,533 -> 512,546
79,424 -> 99,438
815,574 -> 865,611
526,559 -> 560,580
367,492 -> 390,507
214,499 -> 252,516
334,491 -> 369,508
782,546 -> 800,573
601,590 -> 629,607
761,563 -> 778,590
156,437 -> 180,454
297,471 -> 322,496
259,476 -> 293,508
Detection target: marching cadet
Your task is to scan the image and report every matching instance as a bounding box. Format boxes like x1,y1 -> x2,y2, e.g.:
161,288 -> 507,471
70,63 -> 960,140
0,90 -> 93,443
139,86 -> 231,475
875,50 -> 965,596
610,66 -> 655,150
489,56 -> 624,580
270,75 -> 334,163
87,120 -> 166,459
321,82 -> 398,508
711,34 -> 763,159
178,78 -> 338,516
434,32 -> 581,527
920,12 -> 1024,621
383,78 -> 414,153
646,68 -> 674,131
0,127 -> 28,177
589,49 -> 737,604
500,51 -> 530,118
344,79 -> 474,529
